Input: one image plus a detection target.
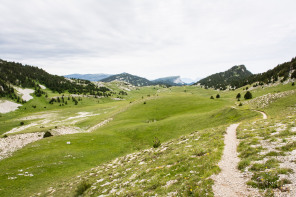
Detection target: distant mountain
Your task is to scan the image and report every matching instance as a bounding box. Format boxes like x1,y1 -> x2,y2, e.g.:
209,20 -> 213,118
100,73 -> 153,86
196,65 -> 253,90
152,76 -> 185,86
64,73 -> 112,81
181,77 -> 200,85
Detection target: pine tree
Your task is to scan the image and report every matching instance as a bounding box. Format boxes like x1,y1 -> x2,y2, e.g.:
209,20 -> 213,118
244,91 -> 252,100
236,93 -> 241,101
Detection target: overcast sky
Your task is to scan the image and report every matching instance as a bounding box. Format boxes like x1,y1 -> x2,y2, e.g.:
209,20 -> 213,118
1,0 -> 296,80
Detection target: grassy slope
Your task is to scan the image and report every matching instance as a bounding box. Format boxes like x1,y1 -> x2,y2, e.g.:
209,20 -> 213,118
236,83 -> 296,195
0,84 -> 272,196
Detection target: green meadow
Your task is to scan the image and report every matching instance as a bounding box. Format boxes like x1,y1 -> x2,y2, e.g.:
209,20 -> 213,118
0,82 -> 295,196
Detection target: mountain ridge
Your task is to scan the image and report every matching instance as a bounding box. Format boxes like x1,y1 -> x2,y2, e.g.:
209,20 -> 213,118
64,73 -> 112,81
152,76 -> 185,86
100,73 -> 153,86
196,65 -> 253,90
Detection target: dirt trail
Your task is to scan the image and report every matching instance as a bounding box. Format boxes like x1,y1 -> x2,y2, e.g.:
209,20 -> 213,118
212,124 -> 259,197
260,111 -> 267,119
254,110 -> 267,120
87,118 -> 113,132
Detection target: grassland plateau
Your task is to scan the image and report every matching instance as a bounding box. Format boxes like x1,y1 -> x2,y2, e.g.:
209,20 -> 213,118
0,75 -> 295,196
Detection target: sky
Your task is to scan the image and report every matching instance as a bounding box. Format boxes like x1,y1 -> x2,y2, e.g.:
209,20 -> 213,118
0,0 -> 296,81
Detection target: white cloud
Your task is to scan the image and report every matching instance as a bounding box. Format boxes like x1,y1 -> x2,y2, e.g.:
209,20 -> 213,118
0,0 -> 296,80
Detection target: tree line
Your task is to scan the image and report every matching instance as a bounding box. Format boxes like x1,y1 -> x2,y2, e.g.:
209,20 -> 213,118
0,59 -> 112,100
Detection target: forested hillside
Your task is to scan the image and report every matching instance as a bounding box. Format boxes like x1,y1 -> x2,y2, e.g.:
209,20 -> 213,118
244,57 -> 296,85
0,59 -> 108,99
196,65 -> 252,90
196,57 -> 296,90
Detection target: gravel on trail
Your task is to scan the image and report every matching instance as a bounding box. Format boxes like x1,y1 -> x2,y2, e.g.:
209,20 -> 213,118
212,124 -> 260,197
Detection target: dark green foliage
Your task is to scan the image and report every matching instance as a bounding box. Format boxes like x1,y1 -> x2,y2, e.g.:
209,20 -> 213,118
210,96 -> 214,99
0,59 -> 107,98
97,87 -> 110,92
244,91 -> 252,100
119,90 -> 128,95
239,102 -> 243,106
236,93 -> 241,100
291,71 -> 296,79
43,131 -> 53,138
2,134 -> 8,138
74,181 -> 91,197
196,65 -> 252,90
34,86 -> 45,97
216,94 -> 220,98
195,57 -> 296,90
20,122 -> 24,126
153,137 -> 161,148
143,101 -> 146,104
245,57 -> 296,86
292,82 -> 295,86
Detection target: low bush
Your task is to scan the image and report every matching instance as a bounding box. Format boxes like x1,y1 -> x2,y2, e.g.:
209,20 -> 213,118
75,181 -> 91,197
153,137 -> 161,148
43,131 -> 53,138
2,134 -> 8,138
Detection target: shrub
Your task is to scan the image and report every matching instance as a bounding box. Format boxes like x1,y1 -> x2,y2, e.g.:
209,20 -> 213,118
244,91 -> 252,100
292,82 -> 295,86
43,131 -> 53,138
193,148 -> 207,156
216,94 -> 220,98
20,121 -> 24,126
236,93 -> 241,101
143,101 -> 146,104
75,181 -> 91,197
153,137 -> 161,148
2,134 -> 8,138
239,102 -> 243,106
210,96 -> 214,99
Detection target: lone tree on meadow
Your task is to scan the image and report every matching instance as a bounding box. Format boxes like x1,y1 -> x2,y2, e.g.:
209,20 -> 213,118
216,94 -> 220,98
244,91 -> 252,100
236,93 -> 241,101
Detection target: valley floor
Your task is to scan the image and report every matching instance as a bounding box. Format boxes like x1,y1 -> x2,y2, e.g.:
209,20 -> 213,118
0,83 -> 295,196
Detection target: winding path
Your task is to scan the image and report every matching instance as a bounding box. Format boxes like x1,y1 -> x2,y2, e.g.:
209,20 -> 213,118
212,110 -> 267,196
212,124 -> 259,196
257,110 -> 267,120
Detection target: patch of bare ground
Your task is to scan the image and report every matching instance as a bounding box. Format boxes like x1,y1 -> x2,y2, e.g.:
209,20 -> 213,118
212,124 -> 260,196
0,132 -> 43,160
0,100 -> 22,114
